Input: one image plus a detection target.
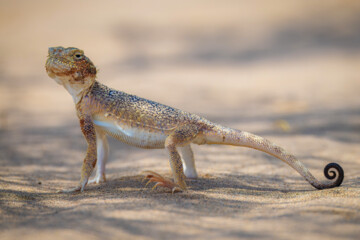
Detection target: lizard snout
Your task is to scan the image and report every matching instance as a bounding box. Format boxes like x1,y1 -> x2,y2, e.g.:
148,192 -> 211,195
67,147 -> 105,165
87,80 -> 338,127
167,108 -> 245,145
48,46 -> 64,56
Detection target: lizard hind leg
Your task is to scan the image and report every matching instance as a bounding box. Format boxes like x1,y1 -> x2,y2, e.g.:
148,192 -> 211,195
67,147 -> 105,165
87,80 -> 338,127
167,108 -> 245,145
179,145 -> 198,179
143,125 -> 200,192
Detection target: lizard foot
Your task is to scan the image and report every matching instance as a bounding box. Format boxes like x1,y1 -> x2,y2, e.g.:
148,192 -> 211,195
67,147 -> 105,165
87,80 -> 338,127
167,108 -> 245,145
88,174 -> 106,185
142,171 -> 182,193
57,179 -> 87,193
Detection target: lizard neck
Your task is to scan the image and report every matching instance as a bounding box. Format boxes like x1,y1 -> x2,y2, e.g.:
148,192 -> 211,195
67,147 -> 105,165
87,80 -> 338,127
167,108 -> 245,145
56,76 -> 95,104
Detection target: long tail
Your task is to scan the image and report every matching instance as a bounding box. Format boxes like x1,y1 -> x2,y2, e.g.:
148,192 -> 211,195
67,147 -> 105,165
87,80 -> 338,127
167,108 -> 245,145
203,125 -> 344,189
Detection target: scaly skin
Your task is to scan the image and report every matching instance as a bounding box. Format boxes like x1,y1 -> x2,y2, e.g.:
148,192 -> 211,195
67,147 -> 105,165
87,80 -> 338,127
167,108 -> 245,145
45,46 -> 344,193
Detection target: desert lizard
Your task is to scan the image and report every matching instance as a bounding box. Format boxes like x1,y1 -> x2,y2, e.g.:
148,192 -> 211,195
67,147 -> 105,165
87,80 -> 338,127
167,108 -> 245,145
45,46 -> 344,193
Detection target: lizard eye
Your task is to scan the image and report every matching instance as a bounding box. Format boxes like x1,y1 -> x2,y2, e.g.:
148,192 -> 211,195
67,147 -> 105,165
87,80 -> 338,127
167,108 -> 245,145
74,53 -> 83,60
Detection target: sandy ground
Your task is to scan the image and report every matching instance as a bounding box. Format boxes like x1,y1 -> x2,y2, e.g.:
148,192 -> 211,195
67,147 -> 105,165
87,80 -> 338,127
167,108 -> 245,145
0,1 -> 360,239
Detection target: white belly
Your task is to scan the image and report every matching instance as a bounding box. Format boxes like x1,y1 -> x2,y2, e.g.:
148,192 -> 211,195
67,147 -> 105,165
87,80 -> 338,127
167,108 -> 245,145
93,119 -> 167,149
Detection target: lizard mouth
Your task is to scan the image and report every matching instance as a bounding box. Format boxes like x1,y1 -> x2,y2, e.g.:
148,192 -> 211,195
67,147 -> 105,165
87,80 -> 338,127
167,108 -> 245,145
45,56 -> 76,78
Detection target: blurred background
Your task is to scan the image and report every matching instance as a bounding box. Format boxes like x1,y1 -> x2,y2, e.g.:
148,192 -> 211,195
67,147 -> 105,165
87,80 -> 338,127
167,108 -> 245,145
1,1 -> 360,239
0,0 -> 359,131
1,0 -> 360,182
1,0 -> 360,177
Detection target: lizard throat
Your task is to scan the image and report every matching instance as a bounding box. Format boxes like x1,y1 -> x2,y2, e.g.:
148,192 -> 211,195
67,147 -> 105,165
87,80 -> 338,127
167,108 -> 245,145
55,75 -> 95,104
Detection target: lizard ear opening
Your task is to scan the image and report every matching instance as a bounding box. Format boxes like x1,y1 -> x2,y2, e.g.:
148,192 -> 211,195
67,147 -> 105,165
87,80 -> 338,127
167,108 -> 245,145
82,57 -> 97,77
89,66 -> 97,75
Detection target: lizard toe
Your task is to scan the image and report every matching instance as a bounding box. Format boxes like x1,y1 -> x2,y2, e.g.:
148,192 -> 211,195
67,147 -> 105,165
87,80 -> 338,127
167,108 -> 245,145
88,174 -> 106,185
143,171 -> 183,193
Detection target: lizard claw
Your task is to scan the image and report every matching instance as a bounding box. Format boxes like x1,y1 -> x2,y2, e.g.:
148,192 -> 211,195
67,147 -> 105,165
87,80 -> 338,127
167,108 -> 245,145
142,171 -> 182,193
88,174 -> 106,185
57,179 -> 88,193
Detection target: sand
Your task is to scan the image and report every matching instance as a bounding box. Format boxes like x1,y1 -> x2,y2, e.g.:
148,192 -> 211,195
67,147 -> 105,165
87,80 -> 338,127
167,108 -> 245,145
0,1 -> 359,239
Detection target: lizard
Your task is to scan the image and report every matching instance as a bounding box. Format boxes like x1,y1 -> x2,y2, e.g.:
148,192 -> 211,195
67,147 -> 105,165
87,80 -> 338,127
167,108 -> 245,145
45,46 -> 344,193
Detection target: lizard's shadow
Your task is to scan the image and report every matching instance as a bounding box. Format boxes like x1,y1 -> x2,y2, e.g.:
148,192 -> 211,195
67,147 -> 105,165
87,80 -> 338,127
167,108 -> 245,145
82,173 -> 315,198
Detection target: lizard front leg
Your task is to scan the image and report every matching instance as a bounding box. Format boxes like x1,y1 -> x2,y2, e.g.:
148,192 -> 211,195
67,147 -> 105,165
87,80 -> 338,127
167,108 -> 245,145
144,125 -> 199,192
88,128 -> 108,184
58,115 -> 97,193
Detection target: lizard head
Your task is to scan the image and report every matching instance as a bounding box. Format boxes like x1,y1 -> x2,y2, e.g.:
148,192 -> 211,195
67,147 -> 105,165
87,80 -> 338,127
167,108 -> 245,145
45,47 -> 98,103
45,46 -> 97,86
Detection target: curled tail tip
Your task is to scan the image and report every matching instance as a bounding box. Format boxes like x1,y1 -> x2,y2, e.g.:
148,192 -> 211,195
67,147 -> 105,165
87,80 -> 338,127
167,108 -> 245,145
322,162 -> 344,188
